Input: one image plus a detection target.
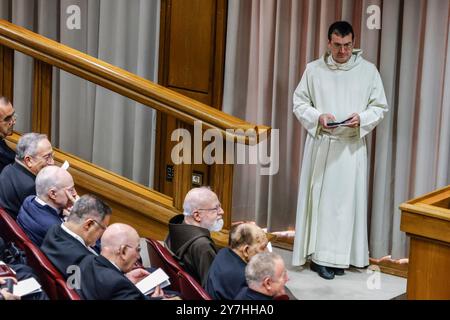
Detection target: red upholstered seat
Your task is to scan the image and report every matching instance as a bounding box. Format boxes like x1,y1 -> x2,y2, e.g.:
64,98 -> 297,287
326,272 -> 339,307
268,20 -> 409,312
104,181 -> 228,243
1,206 -> 80,300
55,278 -> 81,300
145,238 -> 183,292
145,238 -> 211,300
22,241 -> 62,300
0,207 -> 30,250
177,269 -> 212,300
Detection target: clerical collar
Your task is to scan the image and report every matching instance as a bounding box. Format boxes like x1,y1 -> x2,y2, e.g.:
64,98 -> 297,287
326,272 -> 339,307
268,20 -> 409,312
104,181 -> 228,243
60,223 -> 98,256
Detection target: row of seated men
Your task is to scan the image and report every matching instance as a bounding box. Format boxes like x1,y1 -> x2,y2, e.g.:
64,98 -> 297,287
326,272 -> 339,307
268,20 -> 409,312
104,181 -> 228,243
0,96 -> 289,300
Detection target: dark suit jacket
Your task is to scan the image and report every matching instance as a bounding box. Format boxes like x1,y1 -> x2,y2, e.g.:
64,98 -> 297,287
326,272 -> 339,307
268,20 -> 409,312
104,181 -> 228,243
41,224 -> 94,278
0,139 -> 15,173
0,162 -> 36,219
234,287 -> 274,300
77,254 -> 147,300
205,248 -> 247,300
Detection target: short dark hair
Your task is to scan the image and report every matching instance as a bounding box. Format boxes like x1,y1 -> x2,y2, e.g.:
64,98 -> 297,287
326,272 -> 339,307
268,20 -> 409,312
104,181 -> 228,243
328,21 -> 354,41
67,194 -> 112,223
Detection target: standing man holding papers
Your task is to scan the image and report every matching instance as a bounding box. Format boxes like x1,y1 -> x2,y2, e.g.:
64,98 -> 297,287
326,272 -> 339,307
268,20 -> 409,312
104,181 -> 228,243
292,21 -> 388,279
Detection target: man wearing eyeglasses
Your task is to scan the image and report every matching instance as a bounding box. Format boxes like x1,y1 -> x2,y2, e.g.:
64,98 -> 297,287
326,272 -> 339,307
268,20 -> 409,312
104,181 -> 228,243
235,252 -> 289,300
0,132 -> 55,219
292,21 -> 388,280
17,165 -> 78,247
77,223 -> 164,300
0,96 -> 16,173
41,194 -> 112,278
165,187 -> 224,287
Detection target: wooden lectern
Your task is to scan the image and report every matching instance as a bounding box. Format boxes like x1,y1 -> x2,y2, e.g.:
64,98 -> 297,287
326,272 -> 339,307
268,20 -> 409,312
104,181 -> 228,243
400,185 -> 450,299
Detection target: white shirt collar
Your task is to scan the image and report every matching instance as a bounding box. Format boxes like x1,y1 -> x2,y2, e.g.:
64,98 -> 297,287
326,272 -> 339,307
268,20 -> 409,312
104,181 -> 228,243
34,196 -> 47,206
60,223 -> 98,256
109,260 -> 122,272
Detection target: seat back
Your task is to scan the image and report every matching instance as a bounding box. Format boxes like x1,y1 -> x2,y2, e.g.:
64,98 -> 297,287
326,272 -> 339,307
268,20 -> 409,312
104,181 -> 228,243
177,269 -> 212,300
145,238 -> 182,291
22,241 -> 62,300
0,207 -> 30,250
55,278 -> 82,300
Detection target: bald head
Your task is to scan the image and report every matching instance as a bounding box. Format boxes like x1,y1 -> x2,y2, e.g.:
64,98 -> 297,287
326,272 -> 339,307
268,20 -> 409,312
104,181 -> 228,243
101,223 -> 139,251
101,223 -> 141,273
36,165 -> 73,197
35,165 -> 75,210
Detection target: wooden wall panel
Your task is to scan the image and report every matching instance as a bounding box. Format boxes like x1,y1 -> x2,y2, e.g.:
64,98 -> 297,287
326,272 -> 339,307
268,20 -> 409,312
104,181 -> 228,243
0,45 -> 13,100
159,0 -> 227,106
407,237 -> 450,299
32,59 -> 52,138
168,0 -> 214,95
156,0 -> 230,216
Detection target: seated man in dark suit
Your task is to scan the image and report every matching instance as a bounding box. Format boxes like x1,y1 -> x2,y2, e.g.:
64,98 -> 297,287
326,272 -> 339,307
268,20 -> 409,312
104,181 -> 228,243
18,165 -> 78,246
0,236 -> 49,300
205,222 -> 268,300
41,194 -> 111,278
0,96 -> 16,173
77,223 -> 164,300
235,252 -> 289,300
0,132 -> 54,219
0,277 -> 20,300
165,187 -> 224,287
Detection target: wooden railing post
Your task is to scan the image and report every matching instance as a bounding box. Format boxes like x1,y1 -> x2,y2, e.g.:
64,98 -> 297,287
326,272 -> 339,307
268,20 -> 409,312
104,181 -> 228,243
32,59 -> 52,138
0,44 -> 13,100
211,162 -> 233,230
173,122 -> 193,210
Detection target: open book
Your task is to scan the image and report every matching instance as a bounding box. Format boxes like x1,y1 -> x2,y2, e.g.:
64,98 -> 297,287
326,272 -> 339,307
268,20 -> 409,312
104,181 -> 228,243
13,277 -> 42,297
327,117 -> 354,128
135,268 -> 170,295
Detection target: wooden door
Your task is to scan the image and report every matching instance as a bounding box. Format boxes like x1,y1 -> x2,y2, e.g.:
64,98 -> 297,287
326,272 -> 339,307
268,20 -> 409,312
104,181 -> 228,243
155,0 -> 228,212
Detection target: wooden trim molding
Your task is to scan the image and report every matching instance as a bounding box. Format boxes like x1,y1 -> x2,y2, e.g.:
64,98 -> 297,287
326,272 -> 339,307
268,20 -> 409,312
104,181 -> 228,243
32,59 -> 52,138
0,19 -> 269,142
0,44 -> 13,100
6,133 -> 229,248
400,185 -> 450,299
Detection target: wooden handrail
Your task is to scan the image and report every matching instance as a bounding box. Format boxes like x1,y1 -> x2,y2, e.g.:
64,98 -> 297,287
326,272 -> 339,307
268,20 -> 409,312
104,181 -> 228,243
5,133 -> 230,248
0,19 -> 270,141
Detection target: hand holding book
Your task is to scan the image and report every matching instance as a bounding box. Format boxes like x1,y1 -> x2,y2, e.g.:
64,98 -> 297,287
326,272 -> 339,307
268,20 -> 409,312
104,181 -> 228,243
327,113 -> 360,128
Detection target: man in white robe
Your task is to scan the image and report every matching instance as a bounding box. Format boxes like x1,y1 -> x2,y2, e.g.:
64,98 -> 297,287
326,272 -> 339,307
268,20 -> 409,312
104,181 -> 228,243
292,21 -> 388,279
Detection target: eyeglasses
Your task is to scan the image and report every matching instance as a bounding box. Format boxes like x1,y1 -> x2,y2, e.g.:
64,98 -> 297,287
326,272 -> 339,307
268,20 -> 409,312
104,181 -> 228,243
91,219 -> 107,230
123,244 -> 141,253
1,112 -> 17,125
197,203 -> 222,212
33,152 -> 54,163
331,42 -> 353,51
